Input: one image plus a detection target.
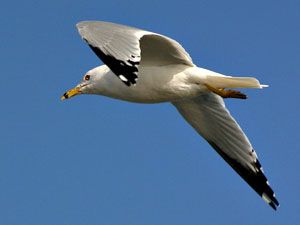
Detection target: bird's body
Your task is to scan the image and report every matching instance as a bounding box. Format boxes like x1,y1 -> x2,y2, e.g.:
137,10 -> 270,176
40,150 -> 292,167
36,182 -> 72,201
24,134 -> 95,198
85,65 -> 212,103
62,21 -> 279,210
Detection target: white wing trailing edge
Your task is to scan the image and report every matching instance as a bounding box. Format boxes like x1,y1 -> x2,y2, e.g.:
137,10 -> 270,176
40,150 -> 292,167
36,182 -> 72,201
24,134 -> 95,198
172,93 -> 279,210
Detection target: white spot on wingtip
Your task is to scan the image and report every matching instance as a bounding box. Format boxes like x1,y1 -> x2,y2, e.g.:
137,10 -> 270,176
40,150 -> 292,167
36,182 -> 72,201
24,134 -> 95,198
119,75 -> 128,82
262,193 -> 271,204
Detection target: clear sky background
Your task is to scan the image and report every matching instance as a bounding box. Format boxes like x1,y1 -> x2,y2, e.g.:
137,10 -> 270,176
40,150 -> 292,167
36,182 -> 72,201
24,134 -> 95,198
1,0 -> 299,224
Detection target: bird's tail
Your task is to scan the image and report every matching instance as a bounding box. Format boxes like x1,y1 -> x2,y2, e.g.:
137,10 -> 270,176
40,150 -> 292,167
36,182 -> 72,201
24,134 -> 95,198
205,75 -> 268,89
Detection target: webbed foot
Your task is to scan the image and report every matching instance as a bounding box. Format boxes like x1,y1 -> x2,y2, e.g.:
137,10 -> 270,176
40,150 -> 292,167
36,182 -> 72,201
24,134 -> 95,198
205,84 -> 247,99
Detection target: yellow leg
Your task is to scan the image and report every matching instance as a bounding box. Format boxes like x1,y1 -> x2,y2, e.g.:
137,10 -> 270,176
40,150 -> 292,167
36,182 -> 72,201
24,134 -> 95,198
205,84 -> 247,99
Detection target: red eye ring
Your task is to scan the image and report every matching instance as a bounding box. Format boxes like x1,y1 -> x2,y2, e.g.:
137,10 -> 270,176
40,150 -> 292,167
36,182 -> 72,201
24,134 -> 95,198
84,75 -> 90,81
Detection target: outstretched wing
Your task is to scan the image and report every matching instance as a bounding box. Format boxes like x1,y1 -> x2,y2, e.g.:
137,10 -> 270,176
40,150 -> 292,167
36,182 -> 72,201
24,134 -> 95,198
77,21 -> 193,86
172,93 -> 279,210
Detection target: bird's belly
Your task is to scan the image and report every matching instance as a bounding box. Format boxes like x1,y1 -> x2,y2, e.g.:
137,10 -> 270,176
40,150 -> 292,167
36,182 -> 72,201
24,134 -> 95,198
104,65 -> 205,103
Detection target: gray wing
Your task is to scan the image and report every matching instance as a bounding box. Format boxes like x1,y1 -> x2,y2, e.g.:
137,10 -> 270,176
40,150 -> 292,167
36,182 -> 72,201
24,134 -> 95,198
172,93 -> 279,210
77,21 -> 194,86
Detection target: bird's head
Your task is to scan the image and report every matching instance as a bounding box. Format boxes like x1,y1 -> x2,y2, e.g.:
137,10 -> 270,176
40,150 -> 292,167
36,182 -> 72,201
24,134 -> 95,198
61,66 -> 108,100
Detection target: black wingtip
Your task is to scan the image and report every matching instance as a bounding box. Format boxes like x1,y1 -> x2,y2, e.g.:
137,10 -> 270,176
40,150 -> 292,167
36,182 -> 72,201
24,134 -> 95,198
265,194 -> 279,211
86,43 -> 139,86
269,200 -> 279,211
208,142 -> 280,210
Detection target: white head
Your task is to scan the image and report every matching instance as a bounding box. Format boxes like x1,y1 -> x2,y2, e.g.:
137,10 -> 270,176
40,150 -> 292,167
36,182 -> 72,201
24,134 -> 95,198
61,65 -> 110,100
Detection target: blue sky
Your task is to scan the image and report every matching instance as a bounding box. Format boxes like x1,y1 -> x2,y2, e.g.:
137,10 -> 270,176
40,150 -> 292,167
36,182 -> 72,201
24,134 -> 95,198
1,0 -> 299,224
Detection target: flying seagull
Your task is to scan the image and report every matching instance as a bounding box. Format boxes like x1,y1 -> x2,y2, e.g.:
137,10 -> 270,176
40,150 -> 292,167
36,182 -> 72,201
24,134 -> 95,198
61,21 -> 279,210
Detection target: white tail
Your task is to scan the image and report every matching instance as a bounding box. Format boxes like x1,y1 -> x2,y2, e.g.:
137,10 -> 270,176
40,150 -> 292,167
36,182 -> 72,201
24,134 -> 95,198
206,76 -> 268,89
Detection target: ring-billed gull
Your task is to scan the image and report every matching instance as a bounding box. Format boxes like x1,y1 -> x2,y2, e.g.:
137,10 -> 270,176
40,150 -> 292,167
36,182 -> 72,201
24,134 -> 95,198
61,21 -> 279,210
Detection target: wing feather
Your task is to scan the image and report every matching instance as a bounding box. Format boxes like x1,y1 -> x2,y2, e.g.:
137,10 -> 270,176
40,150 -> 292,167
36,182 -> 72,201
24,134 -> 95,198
172,93 -> 279,210
76,21 -> 193,86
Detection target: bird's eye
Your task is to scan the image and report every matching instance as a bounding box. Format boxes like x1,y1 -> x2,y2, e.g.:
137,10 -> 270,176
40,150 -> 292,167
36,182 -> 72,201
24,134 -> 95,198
84,75 -> 90,81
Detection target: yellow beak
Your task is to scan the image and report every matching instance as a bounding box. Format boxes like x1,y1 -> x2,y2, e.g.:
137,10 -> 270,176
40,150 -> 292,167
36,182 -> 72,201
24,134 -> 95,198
61,87 -> 81,101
